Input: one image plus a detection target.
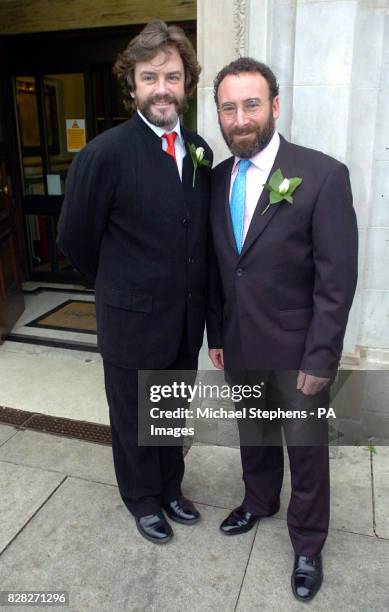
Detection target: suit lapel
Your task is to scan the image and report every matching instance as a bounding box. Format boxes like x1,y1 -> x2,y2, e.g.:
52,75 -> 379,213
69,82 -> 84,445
181,141 -> 192,187
239,135 -> 291,258
221,157 -> 236,252
180,128 -> 197,207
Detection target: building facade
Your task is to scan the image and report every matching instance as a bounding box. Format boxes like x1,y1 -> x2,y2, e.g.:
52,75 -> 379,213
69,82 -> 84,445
1,0 -> 388,373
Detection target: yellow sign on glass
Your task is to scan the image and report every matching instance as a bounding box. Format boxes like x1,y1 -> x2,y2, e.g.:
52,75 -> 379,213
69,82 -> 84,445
66,119 -> 86,152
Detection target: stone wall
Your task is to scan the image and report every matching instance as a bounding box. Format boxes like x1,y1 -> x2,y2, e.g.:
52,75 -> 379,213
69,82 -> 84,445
197,0 -> 389,366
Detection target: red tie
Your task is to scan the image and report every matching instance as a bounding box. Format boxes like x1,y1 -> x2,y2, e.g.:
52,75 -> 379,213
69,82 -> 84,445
162,132 -> 177,164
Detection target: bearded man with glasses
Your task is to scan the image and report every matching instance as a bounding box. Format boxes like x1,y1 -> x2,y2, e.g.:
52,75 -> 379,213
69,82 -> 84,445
207,57 -> 358,602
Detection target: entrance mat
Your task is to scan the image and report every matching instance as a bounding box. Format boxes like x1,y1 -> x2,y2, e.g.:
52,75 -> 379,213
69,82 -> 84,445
26,300 -> 96,334
23,286 -> 94,296
5,334 -> 99,353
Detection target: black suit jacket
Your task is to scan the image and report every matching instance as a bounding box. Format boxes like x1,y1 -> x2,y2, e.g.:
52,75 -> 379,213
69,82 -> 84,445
207,134 -> 358,372
57,113 -> 213,369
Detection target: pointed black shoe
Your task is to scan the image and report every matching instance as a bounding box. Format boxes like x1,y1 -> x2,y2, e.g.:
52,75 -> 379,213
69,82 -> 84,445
220,506 -> 260,535
163,497 -> 200,525
291,553 -> 323,602
135,513 -> 173,544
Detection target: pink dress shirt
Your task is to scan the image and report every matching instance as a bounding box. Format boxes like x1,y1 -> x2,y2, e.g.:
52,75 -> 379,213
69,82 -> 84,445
230,131 -> 280,242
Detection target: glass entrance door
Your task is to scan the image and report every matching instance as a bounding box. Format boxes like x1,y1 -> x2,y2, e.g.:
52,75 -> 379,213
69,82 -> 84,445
12,36 -> 196,284
14,66 -> 135,283
15,72 -> 87,281
4,22 -> 196,285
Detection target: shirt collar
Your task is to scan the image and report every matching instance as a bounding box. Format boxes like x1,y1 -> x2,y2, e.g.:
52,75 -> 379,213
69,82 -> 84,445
232,130 -> 280,174
137,109 -> 183,145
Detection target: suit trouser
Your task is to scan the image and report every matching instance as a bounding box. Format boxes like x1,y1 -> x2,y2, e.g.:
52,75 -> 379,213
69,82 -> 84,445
103,335 -> 198,517
234,370 -> 330,557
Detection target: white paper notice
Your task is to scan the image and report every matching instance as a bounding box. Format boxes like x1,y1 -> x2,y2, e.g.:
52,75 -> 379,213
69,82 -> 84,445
47,174 -> 62,195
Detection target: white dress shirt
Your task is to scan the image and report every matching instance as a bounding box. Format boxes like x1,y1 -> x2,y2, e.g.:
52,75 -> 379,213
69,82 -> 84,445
230,131 -> 280,242
137,109 -> 186,180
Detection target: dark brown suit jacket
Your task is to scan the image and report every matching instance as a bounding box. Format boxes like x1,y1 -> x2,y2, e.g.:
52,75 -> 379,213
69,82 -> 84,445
207,134 -> 358,373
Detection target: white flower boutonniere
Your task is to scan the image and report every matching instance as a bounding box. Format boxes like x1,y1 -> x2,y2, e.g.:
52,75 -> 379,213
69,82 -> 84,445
262,168 -> 302,215
188,144 -> 210,188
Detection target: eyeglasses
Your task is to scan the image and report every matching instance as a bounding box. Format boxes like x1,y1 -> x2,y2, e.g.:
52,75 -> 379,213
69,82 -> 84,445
217,99 -> 268,119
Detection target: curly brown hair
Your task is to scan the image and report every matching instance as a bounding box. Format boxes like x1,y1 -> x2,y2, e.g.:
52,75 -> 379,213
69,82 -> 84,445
113,20 -> 201,112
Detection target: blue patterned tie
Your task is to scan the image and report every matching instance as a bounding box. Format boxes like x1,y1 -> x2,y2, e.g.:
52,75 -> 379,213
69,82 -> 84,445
230,159 -> 251,254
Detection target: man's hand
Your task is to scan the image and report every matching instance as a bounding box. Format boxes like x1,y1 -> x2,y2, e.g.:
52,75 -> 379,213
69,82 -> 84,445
296,371 -> 330,396
208,348 -> 224,370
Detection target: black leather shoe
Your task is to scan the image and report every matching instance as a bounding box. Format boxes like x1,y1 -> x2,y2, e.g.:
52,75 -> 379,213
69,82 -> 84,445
135,513 -> 173,544
220,506 -> 260,535
163,497 -> 200,524
291,553 -> 323,602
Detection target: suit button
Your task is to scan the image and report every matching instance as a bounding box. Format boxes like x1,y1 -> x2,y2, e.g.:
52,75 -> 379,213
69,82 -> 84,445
182,217 -> 189,226
188,291 -> 192,300
188,256 -> 194,264
236,268 -> 243,277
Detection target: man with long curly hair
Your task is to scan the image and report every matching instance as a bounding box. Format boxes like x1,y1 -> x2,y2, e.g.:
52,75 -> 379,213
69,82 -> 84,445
58,20 -> 213,544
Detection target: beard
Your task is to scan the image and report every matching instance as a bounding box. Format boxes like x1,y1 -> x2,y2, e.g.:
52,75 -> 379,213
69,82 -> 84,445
135,92 -> 187,130
221,112 -> 276,158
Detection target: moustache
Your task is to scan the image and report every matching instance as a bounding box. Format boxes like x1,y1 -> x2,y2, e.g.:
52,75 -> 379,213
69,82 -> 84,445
230,127 -> 257,137
150,94 -> 177,105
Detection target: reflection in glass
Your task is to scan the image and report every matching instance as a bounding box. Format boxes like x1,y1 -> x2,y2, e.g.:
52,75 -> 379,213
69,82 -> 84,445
44,73 -> 86,195
26,213 -> 73,273
92,65 -> 131,133
15,74 -> 86,196
92,67 -> 106,135
111,70 -> 130,127
15,76 -> 45,195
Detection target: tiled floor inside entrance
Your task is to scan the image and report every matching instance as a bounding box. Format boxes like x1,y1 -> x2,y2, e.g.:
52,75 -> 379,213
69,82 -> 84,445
9,281 -> 97,350
1,282 -> 106,424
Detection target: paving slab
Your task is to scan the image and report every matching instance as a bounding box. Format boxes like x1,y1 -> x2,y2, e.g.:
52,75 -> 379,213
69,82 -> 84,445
329,446 -> 374,535
184,444 -> 244,509
0,460 -> 65,553
373,445 -> 389,538
0,424 -> 18,445
1,339 -> 99,362
275,446 -> 374,536
0,348 -> 107,424
185,445 -> 374,536
0,430 -> 116,486
236,518 -> 389,612
0,477 -> 255,612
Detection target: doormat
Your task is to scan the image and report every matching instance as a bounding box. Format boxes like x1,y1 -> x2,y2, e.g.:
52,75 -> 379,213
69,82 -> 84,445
26,300 -> 96,334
